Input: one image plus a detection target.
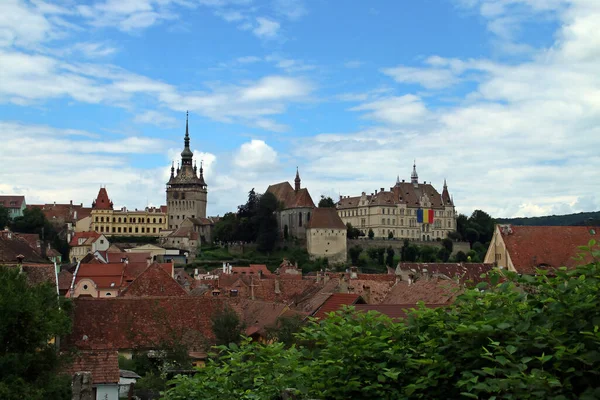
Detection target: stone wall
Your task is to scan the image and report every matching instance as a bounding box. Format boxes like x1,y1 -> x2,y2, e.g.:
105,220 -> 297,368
347,238 -> 470,256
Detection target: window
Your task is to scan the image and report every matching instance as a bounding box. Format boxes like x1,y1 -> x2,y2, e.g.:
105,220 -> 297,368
100,240 -> 104,244
112,227 -> 115,233
387,218 -> 390,225
159,218 -> 162,223
393,219 -> 395,225
83,284 -> 88,290
128,227 -> 132,233
308,211 -> 311,221
381,218 -> 385,225
100,217 -> 104,222
118,227 -> 121,233
392,209 -> 395,214
495,253 -> 501,261
153,218 -> 156,223
299,212 -> 303,227
381,208 -> 385,214
105,293 -> 112,296
153,227 -> 156,233
95,217 -> 98,222
112,217 -> 116,222
400,209 -> 404,216
141,227 -> 145,233
135,227 -> 139,233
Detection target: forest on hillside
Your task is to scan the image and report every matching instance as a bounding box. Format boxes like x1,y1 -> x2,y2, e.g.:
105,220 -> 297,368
497,211 -> 600,226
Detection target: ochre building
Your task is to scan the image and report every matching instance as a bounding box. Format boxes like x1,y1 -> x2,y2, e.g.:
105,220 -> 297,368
337,163 -> 456,240
89,188 -> 168,236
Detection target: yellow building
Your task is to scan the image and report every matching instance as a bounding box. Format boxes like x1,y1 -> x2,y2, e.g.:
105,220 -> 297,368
89,188 -> 168,236
337,163 -> 457,240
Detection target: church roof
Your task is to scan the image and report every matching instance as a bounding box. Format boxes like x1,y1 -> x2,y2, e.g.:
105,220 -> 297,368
267,182 -> 315,209
92,188 -> 113,210
337,181 -> 449,210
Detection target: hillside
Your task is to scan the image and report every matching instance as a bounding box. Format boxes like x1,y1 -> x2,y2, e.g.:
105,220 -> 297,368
497,211 -> 600,226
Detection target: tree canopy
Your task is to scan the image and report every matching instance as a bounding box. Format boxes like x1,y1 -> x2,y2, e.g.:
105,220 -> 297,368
0,266 -> 72,400
165,242 -> 600,400
318,196 -> 336,208
0,206 -> 10,230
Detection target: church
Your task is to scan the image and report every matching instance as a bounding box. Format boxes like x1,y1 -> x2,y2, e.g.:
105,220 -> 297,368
161,113 -> 215,253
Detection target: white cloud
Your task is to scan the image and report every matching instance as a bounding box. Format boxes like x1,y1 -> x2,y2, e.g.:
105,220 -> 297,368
344,60 -> 364,68
350,95 -> 429,126
253,17 -> 280,39
273,0 -> 307,20
134,110 -> 177,127
236,55 -> 262,64
382,65 -> 459,89
66,42 -> 118,58
234,140 -> 278,169
0,0 -> 69,48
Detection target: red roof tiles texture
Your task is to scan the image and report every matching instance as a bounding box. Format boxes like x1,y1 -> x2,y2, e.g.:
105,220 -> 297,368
266,182 -> 315,209
92,188 -> 113,210
382,279 -> 460,304
69,231 -> 102,247
501,225 -> 598,274
66,350 -> 120,384
0,195 -> 25,209
120,263 -> 188,297
312,293 -> 365,319
305,207 -> 346,230
0,233 -> 48,263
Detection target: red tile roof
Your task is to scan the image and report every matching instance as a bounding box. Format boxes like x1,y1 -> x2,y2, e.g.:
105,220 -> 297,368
397,263 -> 494,284
58,270 -> 73,293
65,350 -> 120,384
0,195 -> 25,209
337,181 -> 450,210
67,297 -> 221,351
69,231 -> 102,247
305,207 -> 346,230
382,279 -> 460,304
228,264 -> 272,275
312,293 -> 365,319
500,225 -> 599,274
96,251 -> 152,264
0,233 -> 48,263
266,182 -> 315,209
92,188 -> 113,210
120,263 -> 188,297
28,203 -> 92,223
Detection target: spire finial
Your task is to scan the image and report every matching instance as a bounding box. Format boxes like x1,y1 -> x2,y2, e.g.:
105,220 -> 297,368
294,166 -> 301,191
411,160 -> 418,185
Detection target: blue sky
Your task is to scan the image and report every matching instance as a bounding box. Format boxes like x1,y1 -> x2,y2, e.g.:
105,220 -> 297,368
0,0 -> 598,218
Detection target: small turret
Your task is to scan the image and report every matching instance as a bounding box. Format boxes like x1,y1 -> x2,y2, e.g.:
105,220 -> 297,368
442,178 -> 452,205
411,160 -> 419,186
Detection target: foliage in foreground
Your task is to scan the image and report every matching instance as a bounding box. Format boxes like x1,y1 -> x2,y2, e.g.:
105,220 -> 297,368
0,266 -> 72,400
164,242 -> 600,400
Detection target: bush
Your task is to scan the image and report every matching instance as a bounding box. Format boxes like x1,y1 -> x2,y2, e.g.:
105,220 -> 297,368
164,242 -> 600,400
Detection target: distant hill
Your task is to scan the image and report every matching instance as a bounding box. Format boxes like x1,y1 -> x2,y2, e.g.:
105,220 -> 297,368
496,211 -> 600,227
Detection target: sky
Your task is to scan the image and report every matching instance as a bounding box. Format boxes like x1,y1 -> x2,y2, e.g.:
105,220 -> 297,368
0,0 -> 598,218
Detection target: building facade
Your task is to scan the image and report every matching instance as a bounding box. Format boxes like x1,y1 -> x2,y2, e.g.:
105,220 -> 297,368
336,163 -> 456,240
89,188 -> 168,236
267,169 -> 316,239
166,113 -> 208,231
306,208 -> 347,264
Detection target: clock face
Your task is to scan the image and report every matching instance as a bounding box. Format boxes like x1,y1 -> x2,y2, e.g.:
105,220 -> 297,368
173,192 -> 179,199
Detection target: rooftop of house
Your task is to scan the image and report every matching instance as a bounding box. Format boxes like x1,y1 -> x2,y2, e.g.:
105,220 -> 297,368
4,264 -> 58,287
0,195 -> 25,209
0,232 -> 49,264
94,250 -> 152,264
498,225 -> 599,274
120,263 -> 188,297
311,293 -> 365,319
305,207 -> 346,230
69,231 -> 102,247
396,262 -> 494,284
65,350 -> 120,385
27,202 -> 92,222
382,278 -> 461,304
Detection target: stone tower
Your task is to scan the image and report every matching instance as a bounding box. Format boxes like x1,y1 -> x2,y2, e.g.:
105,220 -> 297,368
166,112 -> 207,230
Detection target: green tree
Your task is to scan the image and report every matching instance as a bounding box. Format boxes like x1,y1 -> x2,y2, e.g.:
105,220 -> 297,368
266,315 -> 305,347
465,227 -> 480,245
403,244 -> 419,262
385,246 -> 395,267
442,237 -> 453,253
437,247 -> 451,262
213,212 -> 238,243
376,247 -> 385,266
0,206 -> 10,230
211,306 -> 245,346
255,192 -> 279,252
455,250 -> 468,262
346,223 -> 360,240
348,245 -> 363,266
456,213 -> 469,240
318,196 -> 335,208
11,207 -> 69,260
387,230 -> 394,239
419,245 -> 438,262
469,209 -> 495,244
366,247 -> 378,261
0,266 -> 72,400
368,228 -> 374,240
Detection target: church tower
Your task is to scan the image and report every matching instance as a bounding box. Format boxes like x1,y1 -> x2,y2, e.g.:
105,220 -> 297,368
166,112 -> 207,230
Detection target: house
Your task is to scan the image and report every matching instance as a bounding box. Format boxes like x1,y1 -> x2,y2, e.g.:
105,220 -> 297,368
69,232 -> 110,262
66,350 -> 120,400
119,263 -> 188,297
0,230 -> 48,264
119,370 -> 141,397
484,224 -> 599,274
0,195 -> 26,219
125,243 -> 170,259
305,207 -> 347,264
27,201 -> 92,243
159,225 -> 200,258
92,250 -> 152,264
266,168 -> 316,239
311,293 -> 366,319
180,217 -> 215,244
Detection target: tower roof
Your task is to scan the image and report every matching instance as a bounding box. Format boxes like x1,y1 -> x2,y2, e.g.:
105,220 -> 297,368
411,160 -> 418,184
92,188 -> 113,210
181,111 -> 193,160
168,113 -> 206,188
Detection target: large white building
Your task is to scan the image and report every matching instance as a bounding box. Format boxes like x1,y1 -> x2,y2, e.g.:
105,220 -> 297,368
336,163 -> 456,240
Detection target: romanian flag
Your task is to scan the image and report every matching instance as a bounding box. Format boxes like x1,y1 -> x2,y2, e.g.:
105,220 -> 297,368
417,209 -> 434,224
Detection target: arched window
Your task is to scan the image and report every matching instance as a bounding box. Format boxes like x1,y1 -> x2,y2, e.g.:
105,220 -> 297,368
298,212 -> 303,227
118,217 -> 121,223
100,217 -> 104,222
105,293 -> 112,296
135,227 -> 139,233
153,227 -> 156,233
118,227 -> 121,233
141,227 -> 145,233
128,227 -> 132,233
159,218 -> 162,223
112,217 -> 116,223
153,218 -> 156,223
95,217 -> 98,222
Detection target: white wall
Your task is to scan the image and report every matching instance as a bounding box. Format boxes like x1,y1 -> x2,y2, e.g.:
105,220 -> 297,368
95,384 -> 119,400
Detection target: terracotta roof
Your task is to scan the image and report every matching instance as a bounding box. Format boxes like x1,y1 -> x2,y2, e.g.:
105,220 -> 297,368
397,263 -> 494,284
120,263 -> 188,297
67,297 -> 220,351
354,303 -> 447,320
306,207 -> 346,230
266,182 -> 315,209
0,233 -> 48,263
382,279 -> 460,304
187,217 -> 214,226
28,203 -> 92,223
92,188 -> 113,210
75,263 -> 125,290
66,351 -> 120,384
69,232 -> 102,247
500,225 -> 599,274
233,299 -> 288,336
169,226 -> 199,240
312,293 -> 365,319
58,270 -> 73,293
228,264 -> 272,275
337,181 -> 449,210
96,251 -> 152,264
19,264 -> 57,286
0,195 -> 25,209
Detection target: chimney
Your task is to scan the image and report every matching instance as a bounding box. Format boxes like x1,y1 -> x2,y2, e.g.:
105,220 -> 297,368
402,179 -> 405,183
222,262 -> 227,274
275,278 -> 281,294
70,200 -> 73,205
375,189 -> 378,194
381,187 -> 384,192
350,266 -> 358,279
339,195 -> 342,201
316,270 -> 322,283
147,257 -> 151,266
363,285 -> 371,304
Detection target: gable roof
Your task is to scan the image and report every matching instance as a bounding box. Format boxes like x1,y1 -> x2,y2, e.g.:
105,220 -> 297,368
228,264 -> 272,276
28,203 -> 92,223
0,232 -> 48,263
0,195 -> 25,209
92,188 -> 113,210
95,251 -> 152,264
311,293 -> 365,319
306,207 -> 346,230
69,231 -> 102,247
337,181 -> 449,210
65,351 -> 120,384
498,225 -> 598,274
120,263 -> 188,297
382,279 -> 460,304
266,182 -> 315,209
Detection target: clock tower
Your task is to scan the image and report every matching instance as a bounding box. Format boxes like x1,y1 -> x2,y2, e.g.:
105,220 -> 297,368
166,112 -> 208,230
